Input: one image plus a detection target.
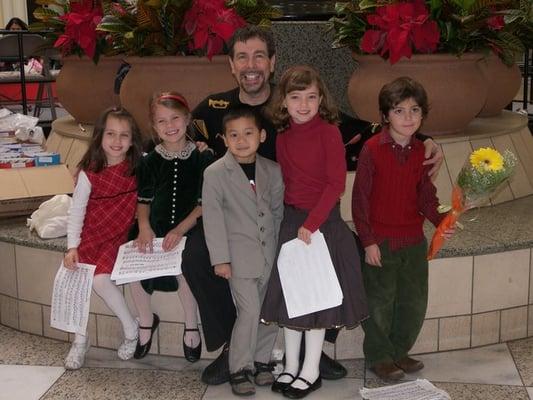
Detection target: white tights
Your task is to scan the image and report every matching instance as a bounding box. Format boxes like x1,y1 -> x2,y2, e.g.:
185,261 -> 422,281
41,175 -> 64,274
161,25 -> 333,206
278,327 -> 325,389
73,274 -> 137,344
130,275 -> 200,347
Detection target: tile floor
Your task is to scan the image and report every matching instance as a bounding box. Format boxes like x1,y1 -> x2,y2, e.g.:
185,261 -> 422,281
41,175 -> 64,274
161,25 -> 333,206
1,324 -> 533,399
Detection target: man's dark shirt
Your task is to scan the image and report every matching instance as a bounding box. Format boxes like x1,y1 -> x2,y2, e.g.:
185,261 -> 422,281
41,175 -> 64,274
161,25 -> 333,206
192,86 -> 427,171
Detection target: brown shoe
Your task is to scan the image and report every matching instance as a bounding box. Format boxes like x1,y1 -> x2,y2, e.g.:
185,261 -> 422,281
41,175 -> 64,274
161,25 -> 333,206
395,357 -> 424,373
370,362 -> 405,381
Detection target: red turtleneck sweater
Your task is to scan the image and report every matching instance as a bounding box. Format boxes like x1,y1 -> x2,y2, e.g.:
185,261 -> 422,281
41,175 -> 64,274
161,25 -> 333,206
276,114 -> 346,232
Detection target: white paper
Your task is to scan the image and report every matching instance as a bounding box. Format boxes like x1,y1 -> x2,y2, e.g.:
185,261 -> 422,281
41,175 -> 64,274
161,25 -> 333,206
360,379 -> 451,400
277,230 -> 343,318
111,238 -> 187,285
50,262 -> 96,334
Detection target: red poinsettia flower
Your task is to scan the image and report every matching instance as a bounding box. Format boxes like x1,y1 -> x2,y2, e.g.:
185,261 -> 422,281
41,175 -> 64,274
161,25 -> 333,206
360,0 -> 440,64
54,0 -> 103,59
183,0 -> 246,59
487,15 -> 505,31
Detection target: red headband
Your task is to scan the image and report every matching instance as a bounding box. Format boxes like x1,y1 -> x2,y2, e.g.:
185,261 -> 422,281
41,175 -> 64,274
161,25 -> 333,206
157,94 -> 190,111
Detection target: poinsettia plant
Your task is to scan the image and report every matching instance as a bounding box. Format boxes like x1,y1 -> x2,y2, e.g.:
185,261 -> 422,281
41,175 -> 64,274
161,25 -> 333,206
97,0 -> 281,59
31,0 -> 108,63
329,0 -> 533,65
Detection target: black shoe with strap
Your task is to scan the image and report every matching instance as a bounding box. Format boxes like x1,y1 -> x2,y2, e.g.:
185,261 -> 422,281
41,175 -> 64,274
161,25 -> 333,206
271,372 -> 296,393
201,344 -> 230,385
283,376 -> 322,399
183,327 -> 202,363
134,313 -> 160,359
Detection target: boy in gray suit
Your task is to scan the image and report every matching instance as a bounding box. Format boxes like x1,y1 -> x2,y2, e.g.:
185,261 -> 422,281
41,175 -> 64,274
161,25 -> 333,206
202,106 -> 284,396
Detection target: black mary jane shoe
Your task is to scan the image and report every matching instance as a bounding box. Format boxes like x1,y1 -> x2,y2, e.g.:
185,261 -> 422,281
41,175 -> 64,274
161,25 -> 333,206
183,327 -> 202,362
283,376 -> 322,399
271,372 -> 296,393
134,313 -> 160,359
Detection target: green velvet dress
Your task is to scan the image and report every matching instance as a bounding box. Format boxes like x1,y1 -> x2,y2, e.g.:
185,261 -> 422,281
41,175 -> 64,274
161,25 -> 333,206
136,142 -> 214,293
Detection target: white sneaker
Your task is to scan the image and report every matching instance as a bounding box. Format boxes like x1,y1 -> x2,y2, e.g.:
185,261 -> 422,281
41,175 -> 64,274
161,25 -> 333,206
118,321 -> 139,361
64,339 -> 90,370
118,336 -> 138,360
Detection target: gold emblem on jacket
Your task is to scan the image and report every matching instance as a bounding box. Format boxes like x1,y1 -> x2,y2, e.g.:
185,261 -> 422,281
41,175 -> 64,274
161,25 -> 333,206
208,99 -> 230,109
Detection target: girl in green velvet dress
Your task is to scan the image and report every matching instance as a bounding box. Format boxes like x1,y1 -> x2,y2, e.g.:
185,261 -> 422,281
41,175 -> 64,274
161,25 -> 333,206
130,91 -> 214,361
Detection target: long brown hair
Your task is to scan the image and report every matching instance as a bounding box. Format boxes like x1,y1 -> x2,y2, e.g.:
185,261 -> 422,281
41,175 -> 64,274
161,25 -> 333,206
268,65 -> 339,132
78,107 -> 142,175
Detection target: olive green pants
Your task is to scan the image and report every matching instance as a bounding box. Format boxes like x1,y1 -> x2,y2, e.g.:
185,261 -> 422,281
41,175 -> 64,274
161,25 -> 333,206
361,240 -> 428,367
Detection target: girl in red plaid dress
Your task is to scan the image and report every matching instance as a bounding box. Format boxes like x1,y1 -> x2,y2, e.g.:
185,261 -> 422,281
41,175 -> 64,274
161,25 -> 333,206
63,107 -> 143,370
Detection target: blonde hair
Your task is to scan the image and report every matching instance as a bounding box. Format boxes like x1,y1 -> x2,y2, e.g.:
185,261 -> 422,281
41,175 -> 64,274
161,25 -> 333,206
268,65 -> 339,132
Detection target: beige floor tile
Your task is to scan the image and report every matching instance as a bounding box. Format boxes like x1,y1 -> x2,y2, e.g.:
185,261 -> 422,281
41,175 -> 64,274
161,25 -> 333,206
473,249 -> 530,313
511,131 -> 533,186
340,171 -> 355,222
440,141 -> 473,183
432,143 -> 453,204
15,245 -> 62,304
0,294 -> 19,330
471,311 -> 500,347
159,321 -> 183,357
0,365 -> 65,400
427,256 -> 473,318
18,300 -> 43,336
492,134 -> 533,198
0,242 -> 16,297
96,314 -> 124,350
501,306 -> 528,342
439,315 -> 471,351
411,318 -> 439,354
152,290 -> 185,322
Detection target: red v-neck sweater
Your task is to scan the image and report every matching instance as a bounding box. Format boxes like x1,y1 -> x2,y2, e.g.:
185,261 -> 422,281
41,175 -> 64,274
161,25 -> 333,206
276,114 -> 346,232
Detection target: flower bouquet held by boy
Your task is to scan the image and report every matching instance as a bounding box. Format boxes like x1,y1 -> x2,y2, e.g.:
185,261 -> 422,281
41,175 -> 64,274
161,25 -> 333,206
427,147 -> 517,260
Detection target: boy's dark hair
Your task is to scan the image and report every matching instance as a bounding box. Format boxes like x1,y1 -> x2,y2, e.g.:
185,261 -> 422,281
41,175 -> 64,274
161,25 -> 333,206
78,107 -> 143,175
222,106 -> 263,135
268,64 -> 339,132
379,77 -> 429,122
227,25 -> 276,59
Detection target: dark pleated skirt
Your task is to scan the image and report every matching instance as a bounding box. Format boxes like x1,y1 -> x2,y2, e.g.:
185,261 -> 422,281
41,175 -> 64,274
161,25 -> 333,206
260,204 -> 368,330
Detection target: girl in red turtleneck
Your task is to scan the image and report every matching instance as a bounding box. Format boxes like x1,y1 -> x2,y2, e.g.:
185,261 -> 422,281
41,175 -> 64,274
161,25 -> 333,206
261,65 -> 368,399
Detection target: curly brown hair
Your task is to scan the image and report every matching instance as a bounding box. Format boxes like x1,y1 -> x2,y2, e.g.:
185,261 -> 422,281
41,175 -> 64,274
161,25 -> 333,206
268,65 -> 339,132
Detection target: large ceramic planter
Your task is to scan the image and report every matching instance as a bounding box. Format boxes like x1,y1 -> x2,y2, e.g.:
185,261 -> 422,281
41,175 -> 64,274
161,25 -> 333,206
119,55 -> 235,137
56,56 -> 123,124
477,55 -> 521,117
348,53 -> 488,135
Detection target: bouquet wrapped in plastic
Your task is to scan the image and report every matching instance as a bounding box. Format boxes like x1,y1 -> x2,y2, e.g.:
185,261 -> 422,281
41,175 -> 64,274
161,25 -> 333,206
427,147 -> 517,260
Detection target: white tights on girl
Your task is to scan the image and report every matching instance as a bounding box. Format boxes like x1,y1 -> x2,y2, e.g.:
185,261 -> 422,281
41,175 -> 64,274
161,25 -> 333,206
64,274 -> 138,369
131,275 -> 200,348
279,327 -> 326,389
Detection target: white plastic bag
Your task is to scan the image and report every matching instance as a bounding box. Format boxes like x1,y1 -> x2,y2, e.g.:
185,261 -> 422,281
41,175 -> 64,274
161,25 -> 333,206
27,195 -> 72,239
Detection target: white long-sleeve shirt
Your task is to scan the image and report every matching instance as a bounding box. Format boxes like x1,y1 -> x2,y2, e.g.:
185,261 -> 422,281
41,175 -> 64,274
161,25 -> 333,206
66,170 -> 91,250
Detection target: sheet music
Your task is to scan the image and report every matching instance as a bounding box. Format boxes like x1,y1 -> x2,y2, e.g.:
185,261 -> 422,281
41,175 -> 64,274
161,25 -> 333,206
50,262 -> 95,334
277,230 -> 343,318
360,379 -> 451,400
111,238 -> 186,285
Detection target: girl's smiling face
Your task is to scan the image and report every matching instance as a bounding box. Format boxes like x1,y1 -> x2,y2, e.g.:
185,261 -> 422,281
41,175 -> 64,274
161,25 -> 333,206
152,104 -> 190,151
283,83 -> 322,125
101,116 -> 132,166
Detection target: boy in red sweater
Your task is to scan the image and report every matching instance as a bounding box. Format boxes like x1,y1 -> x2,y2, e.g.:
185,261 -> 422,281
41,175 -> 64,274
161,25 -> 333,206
352,77 -> 455,381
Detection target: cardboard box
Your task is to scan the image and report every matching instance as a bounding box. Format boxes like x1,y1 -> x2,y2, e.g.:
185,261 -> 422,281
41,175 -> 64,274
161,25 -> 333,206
0,164 -> 74,217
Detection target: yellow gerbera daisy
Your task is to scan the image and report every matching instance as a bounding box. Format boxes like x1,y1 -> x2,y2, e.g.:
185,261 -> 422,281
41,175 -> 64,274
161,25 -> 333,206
469,148 -> 504,172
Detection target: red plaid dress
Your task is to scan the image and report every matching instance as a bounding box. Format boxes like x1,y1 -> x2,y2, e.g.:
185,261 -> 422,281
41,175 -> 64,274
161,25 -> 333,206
77,160 -> 137,275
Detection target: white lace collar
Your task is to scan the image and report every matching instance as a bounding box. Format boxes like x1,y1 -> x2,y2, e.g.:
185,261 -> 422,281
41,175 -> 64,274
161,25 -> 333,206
155,141 -> 195,160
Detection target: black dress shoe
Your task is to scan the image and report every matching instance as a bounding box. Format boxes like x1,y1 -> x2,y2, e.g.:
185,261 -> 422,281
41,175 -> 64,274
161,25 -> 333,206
201,344 -> 230,385
283,376 -> 322,399
183,327 -> 202,362
134,313 -> 160,359
271,372 -> 296,393
319,351 -> 347,380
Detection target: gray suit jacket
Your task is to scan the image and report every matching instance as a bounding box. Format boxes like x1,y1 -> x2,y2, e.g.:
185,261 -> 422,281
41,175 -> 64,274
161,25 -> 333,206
202,151 -> 284,279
